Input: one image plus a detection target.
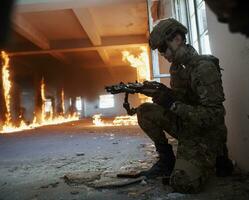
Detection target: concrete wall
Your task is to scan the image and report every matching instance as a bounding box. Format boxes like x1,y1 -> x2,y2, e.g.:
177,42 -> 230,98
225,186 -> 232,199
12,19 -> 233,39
21,87 -> 35,123
81,66 -> 140,117
4,62 -> 139,122
83,93 -> 140,117
206,7 -> 249,170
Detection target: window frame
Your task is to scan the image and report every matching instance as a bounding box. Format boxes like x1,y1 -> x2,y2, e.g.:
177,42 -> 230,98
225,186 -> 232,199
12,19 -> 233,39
173,0 -> 210,54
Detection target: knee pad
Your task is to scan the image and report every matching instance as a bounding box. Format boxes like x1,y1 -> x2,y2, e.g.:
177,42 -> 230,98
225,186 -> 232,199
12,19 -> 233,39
170,159 -> 203,193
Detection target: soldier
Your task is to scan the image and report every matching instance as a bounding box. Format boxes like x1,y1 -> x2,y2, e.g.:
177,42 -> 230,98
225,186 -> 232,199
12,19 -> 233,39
137,18 -> 233,193
204,0 -> 249,37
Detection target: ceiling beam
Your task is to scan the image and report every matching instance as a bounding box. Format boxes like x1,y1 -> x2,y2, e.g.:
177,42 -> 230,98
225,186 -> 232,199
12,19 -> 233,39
13,14 -> 69,64
73,8 -> 101,46
8,35 -> 148,56
16,0 -> 145,13
73,8 -> 112,64
49,35 -> 147,49
8,43 -> 148,57
13,14 -> 50,49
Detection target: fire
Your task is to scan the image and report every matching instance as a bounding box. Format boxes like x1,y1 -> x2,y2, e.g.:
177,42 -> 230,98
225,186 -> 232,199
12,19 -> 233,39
122,46 -> 152,103
61,89 -> 65,114
112,115 -> 138,126
92,47 -> 150,127
1,51 -> 12,125
41,78 -> 46,122
0,52 -> 79,134
92,114 -> 110,126
92,114 -> 138,127
27,78 -> 79,129
122,46 -> 151,82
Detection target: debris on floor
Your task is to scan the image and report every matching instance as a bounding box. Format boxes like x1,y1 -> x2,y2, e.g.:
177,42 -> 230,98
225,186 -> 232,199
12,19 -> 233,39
64,171 -> 102,185
1,121 -> 249,200
90,176 -> 146,189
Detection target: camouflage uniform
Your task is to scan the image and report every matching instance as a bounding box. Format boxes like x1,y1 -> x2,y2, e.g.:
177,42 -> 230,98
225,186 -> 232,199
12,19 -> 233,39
137,19 -> 228,193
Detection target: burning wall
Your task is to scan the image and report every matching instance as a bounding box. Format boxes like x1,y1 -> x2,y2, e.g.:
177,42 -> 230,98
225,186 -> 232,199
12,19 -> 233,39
0,51 -> 80,133
0,44 -> 152,132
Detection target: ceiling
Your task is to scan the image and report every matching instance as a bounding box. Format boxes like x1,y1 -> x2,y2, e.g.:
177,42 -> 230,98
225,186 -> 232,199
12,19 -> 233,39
7,0 -> 149,70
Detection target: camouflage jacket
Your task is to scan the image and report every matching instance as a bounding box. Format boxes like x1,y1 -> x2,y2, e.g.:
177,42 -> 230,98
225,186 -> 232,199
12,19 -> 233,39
170,45 -> 226,129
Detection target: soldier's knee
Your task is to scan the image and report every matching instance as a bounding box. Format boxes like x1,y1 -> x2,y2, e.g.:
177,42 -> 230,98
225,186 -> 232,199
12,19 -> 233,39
137,103 -> 166,131
170,159 -> 204,193
136,103 -> 154,122
137,103 -> 154,115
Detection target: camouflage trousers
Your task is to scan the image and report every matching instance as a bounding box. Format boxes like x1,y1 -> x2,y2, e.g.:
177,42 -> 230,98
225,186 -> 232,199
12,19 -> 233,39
137,103 -> 227,193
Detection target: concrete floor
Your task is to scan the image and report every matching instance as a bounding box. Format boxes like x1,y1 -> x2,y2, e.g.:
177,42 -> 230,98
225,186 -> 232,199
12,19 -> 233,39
0,119 -> 249,200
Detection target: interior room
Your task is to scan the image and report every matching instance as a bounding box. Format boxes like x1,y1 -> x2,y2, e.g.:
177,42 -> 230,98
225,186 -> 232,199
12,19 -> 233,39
0,0 -> 248,199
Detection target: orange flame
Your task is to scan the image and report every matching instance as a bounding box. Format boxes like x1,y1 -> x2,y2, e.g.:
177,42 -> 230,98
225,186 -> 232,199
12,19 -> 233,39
1,51 -> 12,124
0,52 -> 80,134
112,115 -> 138,126
92,114 -> 138,127
122,46 -> 152,102
122,46 -> 151,82
92,114 -> 110,126
61,89 -> 65,114
41,77 -> 46,122
30,79 -> 79,128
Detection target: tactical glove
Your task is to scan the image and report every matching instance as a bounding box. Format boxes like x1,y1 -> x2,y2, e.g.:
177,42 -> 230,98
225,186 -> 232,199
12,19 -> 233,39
152,85 -> 175,109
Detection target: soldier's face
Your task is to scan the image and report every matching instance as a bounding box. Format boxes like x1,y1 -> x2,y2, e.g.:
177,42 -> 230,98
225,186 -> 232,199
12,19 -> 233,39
160,48 -> 173,62
159,34 -> 184,63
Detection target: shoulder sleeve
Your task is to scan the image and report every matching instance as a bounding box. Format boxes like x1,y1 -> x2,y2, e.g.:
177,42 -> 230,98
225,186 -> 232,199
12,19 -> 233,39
191,59 -> 225,105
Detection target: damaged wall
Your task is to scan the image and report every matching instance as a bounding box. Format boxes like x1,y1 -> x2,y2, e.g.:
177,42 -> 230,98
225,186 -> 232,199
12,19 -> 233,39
206,7 -> 249,170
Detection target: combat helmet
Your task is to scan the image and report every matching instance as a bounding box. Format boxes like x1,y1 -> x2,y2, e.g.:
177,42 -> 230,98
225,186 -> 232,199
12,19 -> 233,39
149,18 -> 188,50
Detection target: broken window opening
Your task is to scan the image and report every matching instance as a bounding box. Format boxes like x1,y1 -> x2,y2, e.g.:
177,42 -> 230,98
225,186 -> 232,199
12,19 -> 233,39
44,99 -> 52,113
99,94 -> 114,109
76,96 -> 82,111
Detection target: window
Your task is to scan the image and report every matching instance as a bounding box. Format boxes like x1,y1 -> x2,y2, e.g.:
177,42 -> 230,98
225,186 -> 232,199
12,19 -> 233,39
76,97 -> 82,111
99,95 -> 114,109
69,98 -> 72,106
44,99 -> 52,113
173,0 -> 211,54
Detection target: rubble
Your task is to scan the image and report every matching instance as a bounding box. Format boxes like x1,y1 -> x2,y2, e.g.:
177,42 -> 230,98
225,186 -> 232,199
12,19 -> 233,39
128,186 -> 154,197
76,152 -> 85,156
1,121 -> 249,200
90,176 -> 146,189
70,190 -> 79,195
64,171 -> 102,185
40,182 -> 59,189
166,192 -> 186,199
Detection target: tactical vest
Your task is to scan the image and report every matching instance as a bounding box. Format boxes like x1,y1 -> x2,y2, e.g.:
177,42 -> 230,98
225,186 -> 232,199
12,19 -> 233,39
170,55 -> 222,105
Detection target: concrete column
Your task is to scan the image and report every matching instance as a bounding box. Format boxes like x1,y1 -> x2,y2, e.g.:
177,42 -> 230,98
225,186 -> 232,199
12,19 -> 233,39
56,87 -> 64,116
68,96 -> 77,115
11,81 -> 22,125
34,75 -> 43,123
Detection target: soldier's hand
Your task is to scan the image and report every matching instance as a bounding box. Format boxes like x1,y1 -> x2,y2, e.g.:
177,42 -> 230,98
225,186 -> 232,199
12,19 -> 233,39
143,80 -> 164,89
152,87 -> 175,109
141,81 -> 166,97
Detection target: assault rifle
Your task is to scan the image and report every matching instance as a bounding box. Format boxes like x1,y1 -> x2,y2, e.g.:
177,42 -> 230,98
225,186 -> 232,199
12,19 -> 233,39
105,81 -> 167,115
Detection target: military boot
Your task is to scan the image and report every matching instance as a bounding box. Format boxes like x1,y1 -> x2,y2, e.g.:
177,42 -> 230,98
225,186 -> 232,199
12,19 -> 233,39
139,143 -> 176,178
